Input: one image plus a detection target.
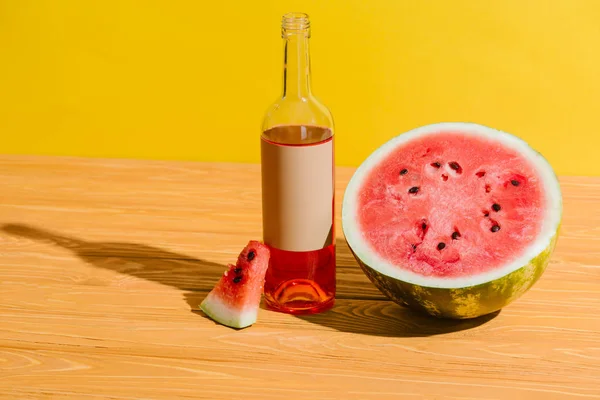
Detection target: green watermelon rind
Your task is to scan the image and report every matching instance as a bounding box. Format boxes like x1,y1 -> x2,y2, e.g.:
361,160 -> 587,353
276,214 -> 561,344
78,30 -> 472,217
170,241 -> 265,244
341,122 -> 563,319
348,228 -> 559,319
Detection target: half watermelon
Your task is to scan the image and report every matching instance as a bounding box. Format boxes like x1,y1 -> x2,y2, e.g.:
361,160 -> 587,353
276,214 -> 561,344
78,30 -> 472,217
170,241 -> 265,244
342,122 -> 562,319
200,241 -> 271,328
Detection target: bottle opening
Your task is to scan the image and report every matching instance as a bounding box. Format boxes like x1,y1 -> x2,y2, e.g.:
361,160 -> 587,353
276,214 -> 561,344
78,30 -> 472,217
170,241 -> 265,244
281,12 -> 310,36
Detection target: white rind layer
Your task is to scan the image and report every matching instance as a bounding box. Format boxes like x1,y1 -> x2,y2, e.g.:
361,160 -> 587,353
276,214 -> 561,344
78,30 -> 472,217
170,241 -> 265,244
200,292 -> 258,329
342,122 -> 563,289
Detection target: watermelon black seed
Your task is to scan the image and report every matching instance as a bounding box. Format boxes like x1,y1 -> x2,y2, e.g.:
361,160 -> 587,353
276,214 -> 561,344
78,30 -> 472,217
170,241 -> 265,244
476,171 -> 486,178
452,231 -> 460,240
437,242 -> 446,250
492,203 -> 501,212
408,186 -> 419,194
234,267 -> 242,274
417,219 -> 429,239
449,162 -> 462,173
483,211 -> 490,217
233,276 -> 243,283
247,250 -> 256,261
491,225 -> 501,233
400,168 -> 408,175
431,162 -> 441,168
411,244 -> 417,252
511,179 -> 520,186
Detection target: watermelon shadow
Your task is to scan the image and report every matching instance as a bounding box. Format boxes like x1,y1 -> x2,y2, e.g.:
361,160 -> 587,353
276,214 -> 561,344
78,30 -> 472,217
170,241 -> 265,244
1,223 -> 223,313
296,302 -> 500,337
293,237 -> 501,337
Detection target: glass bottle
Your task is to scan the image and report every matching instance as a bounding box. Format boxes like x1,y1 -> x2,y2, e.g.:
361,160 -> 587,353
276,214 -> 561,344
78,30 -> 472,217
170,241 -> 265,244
260,12 -> 335,315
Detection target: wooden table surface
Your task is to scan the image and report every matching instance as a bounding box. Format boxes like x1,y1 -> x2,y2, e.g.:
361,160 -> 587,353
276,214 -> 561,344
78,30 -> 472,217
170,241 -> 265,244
0,155 -> 599,399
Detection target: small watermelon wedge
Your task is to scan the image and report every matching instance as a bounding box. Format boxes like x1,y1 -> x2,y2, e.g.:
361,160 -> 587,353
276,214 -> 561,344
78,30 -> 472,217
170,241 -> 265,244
200,241 -> 271,329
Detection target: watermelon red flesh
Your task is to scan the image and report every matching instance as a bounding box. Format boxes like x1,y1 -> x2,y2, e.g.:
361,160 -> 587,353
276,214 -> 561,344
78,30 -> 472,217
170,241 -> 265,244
342,122 -> 562,318
200,241 -> 270,329
357,130 -> 546,279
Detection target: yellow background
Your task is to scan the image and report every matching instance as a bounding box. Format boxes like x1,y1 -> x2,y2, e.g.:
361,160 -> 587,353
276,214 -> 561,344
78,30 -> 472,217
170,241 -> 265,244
1,1 -> 598,176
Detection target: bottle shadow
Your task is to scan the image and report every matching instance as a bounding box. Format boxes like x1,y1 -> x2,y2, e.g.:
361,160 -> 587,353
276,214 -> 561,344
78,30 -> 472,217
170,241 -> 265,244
1,223 -> 222,312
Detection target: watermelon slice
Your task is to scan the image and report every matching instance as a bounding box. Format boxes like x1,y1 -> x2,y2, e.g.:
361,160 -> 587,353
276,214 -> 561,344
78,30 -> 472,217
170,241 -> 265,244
342,122 -> 562,319
200,241 -> 271,328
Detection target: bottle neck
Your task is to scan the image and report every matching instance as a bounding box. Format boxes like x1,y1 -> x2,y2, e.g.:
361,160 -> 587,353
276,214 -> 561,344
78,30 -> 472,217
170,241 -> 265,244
282,33 -> 311,99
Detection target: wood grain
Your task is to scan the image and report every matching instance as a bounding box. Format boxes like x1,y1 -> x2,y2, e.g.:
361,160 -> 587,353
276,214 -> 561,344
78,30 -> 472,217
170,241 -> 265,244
0,155 -> 599,399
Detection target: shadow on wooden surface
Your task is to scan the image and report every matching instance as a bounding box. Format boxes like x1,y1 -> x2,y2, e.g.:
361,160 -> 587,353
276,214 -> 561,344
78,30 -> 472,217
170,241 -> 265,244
2,223 -> 499,337
1,223 -> 222,312
296,302 -> 500,337
334,237 -> 389,300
